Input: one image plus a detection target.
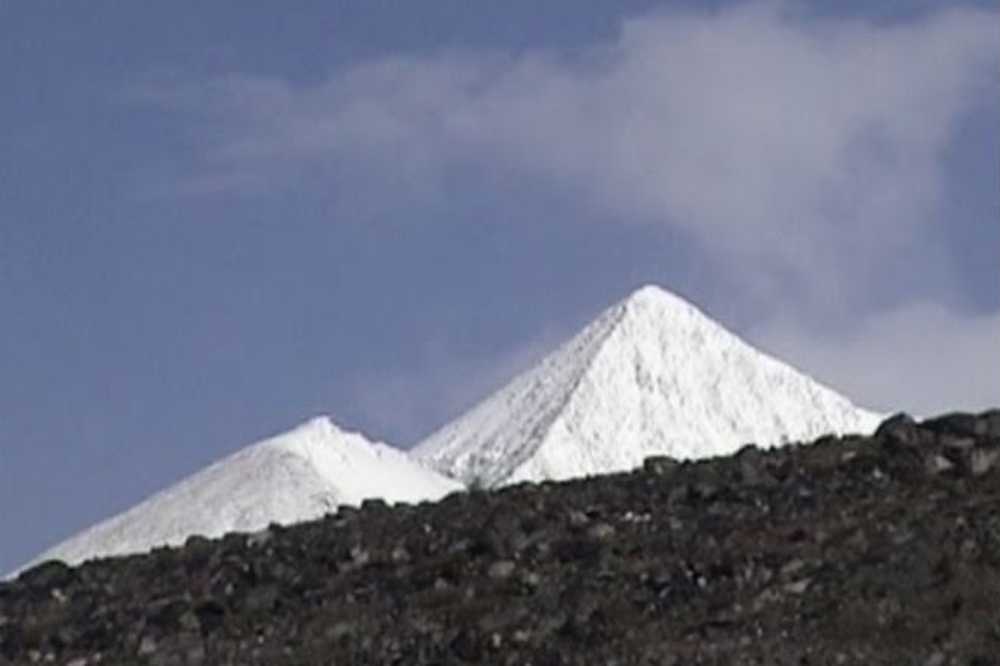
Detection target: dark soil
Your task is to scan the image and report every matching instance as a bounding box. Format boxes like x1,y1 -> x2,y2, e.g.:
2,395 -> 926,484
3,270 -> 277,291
2,410 -> 1000,665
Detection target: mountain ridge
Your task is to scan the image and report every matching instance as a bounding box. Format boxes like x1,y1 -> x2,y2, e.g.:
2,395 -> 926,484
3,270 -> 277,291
17,417 -> 461,573
17,284 -> 881,573
5,410 -> 999,664
414,285 -> 882,486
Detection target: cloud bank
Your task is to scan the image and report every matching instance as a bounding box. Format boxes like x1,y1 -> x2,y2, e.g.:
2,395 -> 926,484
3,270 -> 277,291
147,3 -> 996,303
142,2 -> 999,414
751,303 -> 1000,415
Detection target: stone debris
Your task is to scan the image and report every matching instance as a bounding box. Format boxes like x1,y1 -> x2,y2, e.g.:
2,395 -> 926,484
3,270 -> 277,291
2,410 -> 999,665
487,560 -> 516,580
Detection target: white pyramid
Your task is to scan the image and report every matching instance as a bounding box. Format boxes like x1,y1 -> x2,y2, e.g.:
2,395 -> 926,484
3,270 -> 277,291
23,417 -> 462,570
413,285 -> 882,487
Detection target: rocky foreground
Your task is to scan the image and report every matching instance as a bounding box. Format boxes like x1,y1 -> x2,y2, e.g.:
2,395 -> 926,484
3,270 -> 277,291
2,412 -> 1000,665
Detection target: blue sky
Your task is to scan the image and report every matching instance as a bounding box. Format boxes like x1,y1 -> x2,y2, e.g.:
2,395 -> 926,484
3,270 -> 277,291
1,0 -> 997,572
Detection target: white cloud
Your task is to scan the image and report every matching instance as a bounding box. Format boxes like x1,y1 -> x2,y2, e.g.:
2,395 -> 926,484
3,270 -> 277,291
750,303 -> 1000,415
141,3 -> 999,414
147,2 -> 998,310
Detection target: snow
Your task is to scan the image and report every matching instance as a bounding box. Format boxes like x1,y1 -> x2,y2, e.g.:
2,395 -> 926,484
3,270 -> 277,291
413,285 -> 883,487
20,417 -> 462,571
16,283 -> 883,576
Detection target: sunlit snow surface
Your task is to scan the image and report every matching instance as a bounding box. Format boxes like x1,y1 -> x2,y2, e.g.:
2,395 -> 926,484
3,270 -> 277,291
24,418 -> 462,570
21,285 -> 881,574
414,285 -> 883,487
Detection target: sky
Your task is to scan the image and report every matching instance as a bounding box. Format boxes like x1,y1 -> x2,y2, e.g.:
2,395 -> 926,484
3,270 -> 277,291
1,0 -> 997,573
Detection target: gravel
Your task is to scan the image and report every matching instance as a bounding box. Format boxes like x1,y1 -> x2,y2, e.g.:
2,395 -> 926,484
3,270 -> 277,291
2,409 -> 999,665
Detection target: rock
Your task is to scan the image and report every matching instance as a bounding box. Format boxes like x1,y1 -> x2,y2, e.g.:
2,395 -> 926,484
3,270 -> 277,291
970,449 -> 999,477
780,559 -> 806,577
244,585 -> 279,613
360,497 -> 389,512
17,560 -> 74,589
193,591 -> 225,633
921,412 -> 983,438
184,534 -> 212,551
924,651 -> 946,666
981,409 -> 1000,437
146,597 -> 188,628
927,454 -> 955,475
585,523 -> 616,541
2,409 -> 999,665
184,641 -> 206,663
138,635 -> 158,656
327,621 -> 356,641
567,510 -> 590,528
874,413 -> 920,443
487,560 -> 516,580
643,455 -> 679,476
942,436 -> 975,452
736,445 -> 776,487
519,570 -> 542,589
691,481 -> 720,501
245,527 -> 273,549
512,629 -> 532,644
349,545 -> 370,566
178,609 -> 201,632
553,537 -> 601,562
784,579 -> 811,595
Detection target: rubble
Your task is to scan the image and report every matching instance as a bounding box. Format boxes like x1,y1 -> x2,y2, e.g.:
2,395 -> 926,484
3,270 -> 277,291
2,410 -> 999,665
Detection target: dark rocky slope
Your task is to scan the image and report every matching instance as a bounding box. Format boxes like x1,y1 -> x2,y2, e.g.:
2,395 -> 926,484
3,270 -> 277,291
2,411 -> 1000,665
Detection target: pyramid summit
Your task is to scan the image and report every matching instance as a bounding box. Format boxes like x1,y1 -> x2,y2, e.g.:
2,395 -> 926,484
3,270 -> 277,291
22,417 -> 462,571
413,284 -> 882,487
16,284 -> 881,574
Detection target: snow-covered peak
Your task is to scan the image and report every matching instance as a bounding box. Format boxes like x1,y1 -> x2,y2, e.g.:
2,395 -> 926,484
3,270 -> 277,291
622,283 -> 694,310
414,285 -> 882,487
19,416 -> 462,572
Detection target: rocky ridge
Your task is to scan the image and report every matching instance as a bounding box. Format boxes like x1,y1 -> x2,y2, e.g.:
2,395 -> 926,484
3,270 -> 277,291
2,410 -> 999,665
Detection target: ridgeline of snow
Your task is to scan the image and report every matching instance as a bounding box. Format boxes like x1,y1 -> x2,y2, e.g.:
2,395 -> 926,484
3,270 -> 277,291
414,285 -> 883,487
17,284 -> 882,576
21,417 -> 462,571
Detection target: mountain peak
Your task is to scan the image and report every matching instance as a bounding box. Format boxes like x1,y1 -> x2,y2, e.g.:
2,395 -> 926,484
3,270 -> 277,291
414,286 -> 882,486
21,416 -> 462,572
621,283 -> 688,309
280,414 -> 338,440
615,284 -> 722,339
20,284 -> 881,574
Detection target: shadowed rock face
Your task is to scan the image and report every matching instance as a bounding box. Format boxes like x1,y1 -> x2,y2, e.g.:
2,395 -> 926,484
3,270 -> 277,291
2,410 -> 999,665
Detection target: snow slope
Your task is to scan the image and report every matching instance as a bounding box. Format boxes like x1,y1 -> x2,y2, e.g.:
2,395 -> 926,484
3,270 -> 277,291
22,417 -> 462,571
414,285 -> 883,487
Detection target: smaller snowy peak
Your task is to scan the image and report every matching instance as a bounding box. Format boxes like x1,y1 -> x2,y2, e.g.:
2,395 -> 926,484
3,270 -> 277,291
261,415 -> 463,506
19,416 -> 462,572
415,285 -> 883,487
